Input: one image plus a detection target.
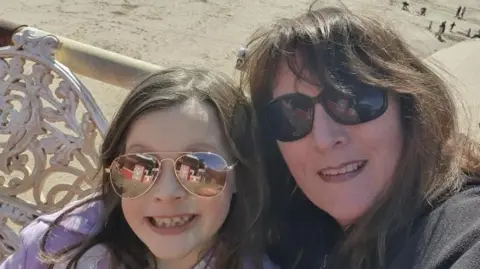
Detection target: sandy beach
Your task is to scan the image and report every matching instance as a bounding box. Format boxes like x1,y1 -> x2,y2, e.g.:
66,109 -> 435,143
1,0 -> 480,122
0,0 -> 479,218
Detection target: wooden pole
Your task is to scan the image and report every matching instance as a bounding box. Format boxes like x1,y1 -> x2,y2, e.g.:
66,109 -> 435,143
0,19 -> 27,46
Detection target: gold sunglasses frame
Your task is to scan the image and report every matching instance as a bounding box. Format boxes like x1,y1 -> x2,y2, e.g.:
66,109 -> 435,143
105,151 -> 237,199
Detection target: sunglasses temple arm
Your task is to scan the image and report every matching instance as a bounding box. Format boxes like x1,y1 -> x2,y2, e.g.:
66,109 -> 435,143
227,161 -> 239,171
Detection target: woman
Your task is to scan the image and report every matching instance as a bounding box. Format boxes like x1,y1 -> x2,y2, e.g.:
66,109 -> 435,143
238,6 -> 480,269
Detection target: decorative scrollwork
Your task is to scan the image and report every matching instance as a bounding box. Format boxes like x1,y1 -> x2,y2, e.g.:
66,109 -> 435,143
0,28 -> 109,258
11,28 -> 59,61
0,199 -> 40,261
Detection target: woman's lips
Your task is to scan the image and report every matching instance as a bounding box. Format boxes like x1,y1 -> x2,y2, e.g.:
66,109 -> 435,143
317,160 -> 367,183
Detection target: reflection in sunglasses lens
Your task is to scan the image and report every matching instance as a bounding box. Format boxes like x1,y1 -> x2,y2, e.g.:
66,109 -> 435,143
110,153 -> 228,198
175,153 -> 227,197
266,88 -> 386,142
110,154 -> 160,198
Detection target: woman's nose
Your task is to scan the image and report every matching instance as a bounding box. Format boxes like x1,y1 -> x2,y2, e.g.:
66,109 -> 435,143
311,104 -> 349,152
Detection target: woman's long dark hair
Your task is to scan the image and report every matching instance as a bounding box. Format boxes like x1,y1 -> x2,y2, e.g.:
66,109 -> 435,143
240,6 -> 480,269
39,67 -> 268,269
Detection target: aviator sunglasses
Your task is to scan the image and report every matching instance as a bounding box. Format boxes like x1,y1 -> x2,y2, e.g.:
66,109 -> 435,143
265,85 -> 388,142
107,152 -> 236,199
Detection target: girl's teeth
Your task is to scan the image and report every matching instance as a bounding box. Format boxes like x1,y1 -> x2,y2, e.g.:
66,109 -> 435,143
152,215 -> 194,228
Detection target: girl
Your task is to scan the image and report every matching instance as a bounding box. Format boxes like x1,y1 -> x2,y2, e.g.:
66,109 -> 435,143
0,67 -> 276,269
239,5 -> 480,269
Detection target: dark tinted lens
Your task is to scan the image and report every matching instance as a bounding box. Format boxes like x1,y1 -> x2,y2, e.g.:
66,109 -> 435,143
323,86 -> 386,125
266,93 -> 315,142
110,154 -> 159,198
175,152 -> 228,197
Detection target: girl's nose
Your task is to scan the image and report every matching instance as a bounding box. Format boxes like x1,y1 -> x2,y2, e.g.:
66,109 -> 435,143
150,160 -> 188,202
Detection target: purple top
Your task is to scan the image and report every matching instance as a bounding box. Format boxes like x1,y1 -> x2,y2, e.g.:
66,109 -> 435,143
0,196 -> 278,269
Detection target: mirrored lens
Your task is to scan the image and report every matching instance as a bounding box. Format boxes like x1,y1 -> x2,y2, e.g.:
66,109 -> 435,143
265,94 -> 314,142
175,152 -> 228,197
110,153 -> 159,198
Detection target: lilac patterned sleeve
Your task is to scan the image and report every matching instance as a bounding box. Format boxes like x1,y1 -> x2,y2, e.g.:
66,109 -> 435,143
0,237 -> 27,269
0,196 -> 105,269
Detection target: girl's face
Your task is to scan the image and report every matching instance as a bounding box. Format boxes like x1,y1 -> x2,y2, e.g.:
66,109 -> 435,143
120,100 -> 236,269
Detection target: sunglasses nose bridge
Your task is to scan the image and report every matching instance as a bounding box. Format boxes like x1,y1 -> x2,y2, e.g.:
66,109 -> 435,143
158,158 -> 176,166
306,93 -> 325,122
155,158 -> 177,177
313,92 -> 324,106
150,157 -> 188,200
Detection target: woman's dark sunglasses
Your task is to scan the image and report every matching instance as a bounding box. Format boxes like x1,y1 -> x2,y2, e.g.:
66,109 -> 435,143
107,152 -> 236,199
265,86 -> 388,142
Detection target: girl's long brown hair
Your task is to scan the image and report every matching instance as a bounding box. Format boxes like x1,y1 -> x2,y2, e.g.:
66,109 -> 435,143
39,67 -> 268,269
239,6 -> 480,269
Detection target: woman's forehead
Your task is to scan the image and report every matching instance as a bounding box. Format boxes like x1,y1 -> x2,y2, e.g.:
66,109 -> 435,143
272,62 -> 322,98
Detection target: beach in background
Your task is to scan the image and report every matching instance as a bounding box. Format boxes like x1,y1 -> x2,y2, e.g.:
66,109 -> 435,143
0,0 -> 479,213
2,0 -> 479,122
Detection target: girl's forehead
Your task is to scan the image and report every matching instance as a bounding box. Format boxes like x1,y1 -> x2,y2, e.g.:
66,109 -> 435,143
124,101 -> 231,157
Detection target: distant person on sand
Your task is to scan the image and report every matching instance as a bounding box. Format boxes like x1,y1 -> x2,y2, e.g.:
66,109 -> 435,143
428,21 -> 433,31
460,7 -> 466,19
450,21 -> 456,32
419,7 -> 426,16
456,6 -> 462,18
436,21 -> 446,40
402,2 -> 409,11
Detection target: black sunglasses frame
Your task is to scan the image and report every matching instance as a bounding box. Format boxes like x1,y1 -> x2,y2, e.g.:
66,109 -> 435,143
265,88 -> 388,142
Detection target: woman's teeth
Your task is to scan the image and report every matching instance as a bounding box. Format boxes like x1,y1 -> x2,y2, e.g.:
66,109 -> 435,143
320,161 -> 366,176
150,215 -> 195,228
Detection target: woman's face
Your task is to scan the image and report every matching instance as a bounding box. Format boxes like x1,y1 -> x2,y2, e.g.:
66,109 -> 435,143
120,100 -> 235,268
272,63 -> 404,226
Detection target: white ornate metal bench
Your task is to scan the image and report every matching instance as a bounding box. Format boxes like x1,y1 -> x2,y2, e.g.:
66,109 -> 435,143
0,21 -> 161,261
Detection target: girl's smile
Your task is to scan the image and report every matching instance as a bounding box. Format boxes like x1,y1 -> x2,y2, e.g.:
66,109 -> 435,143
146,214 -> 199,235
